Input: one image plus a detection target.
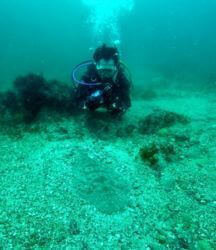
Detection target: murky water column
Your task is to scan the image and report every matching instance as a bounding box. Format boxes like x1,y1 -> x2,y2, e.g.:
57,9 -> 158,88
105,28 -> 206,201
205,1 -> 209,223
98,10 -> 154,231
81,0 -> 134,47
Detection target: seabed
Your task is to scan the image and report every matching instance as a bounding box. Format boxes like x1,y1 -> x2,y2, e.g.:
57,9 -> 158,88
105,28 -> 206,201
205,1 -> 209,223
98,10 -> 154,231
0,79 -> 215,249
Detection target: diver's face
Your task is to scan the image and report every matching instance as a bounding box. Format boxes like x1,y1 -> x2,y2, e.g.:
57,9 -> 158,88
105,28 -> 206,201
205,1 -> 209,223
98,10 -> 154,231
96,59 -> 117,80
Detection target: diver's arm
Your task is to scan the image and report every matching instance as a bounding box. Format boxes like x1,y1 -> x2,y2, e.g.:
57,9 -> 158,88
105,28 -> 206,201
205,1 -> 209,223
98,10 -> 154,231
75,85 -> 89,109
75,65 -> 99,109
76,85 -> 104,111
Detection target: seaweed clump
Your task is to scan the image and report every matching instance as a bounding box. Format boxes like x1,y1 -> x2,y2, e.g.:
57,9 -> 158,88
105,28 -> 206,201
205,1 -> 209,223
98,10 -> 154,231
139,144 -> 159,167
1,73 -> 77,123
139,141 -> 176,170
14,74 -> 49,122
138,109 -> 189,134
44,79 -> 76,114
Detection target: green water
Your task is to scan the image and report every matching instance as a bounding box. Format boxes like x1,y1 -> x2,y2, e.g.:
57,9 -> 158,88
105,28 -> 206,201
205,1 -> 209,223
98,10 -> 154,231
1,0 -> 216,89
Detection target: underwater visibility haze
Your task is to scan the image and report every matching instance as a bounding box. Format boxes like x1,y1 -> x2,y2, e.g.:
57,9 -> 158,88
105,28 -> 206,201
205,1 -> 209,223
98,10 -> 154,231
0,0 -> 216,249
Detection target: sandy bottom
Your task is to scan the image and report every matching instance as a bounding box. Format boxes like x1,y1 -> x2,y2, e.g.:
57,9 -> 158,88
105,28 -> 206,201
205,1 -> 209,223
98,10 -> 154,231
0,87 -> 216,249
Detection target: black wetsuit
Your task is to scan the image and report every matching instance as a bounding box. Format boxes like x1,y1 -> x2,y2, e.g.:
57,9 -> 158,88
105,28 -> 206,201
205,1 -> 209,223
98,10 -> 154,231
75,63 -> 131,115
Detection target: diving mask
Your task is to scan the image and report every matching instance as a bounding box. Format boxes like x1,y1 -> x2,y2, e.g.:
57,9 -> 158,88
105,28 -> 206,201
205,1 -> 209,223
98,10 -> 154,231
96,59 -> 117,79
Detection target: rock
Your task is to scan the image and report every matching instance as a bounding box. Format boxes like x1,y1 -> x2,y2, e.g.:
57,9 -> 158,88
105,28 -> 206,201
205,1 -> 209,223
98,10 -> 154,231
138,109 -> 189,134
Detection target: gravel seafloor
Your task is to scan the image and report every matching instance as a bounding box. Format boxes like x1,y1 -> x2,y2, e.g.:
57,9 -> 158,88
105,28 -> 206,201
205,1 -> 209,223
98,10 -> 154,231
0,87 -> 216,250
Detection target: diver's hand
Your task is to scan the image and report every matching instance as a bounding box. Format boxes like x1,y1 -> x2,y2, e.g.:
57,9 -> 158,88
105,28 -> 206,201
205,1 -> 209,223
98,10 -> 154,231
103,83 -> 113,95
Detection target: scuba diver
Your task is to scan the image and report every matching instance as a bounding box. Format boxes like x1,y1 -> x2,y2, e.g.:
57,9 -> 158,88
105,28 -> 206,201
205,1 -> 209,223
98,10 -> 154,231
72,44 -> 132,116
